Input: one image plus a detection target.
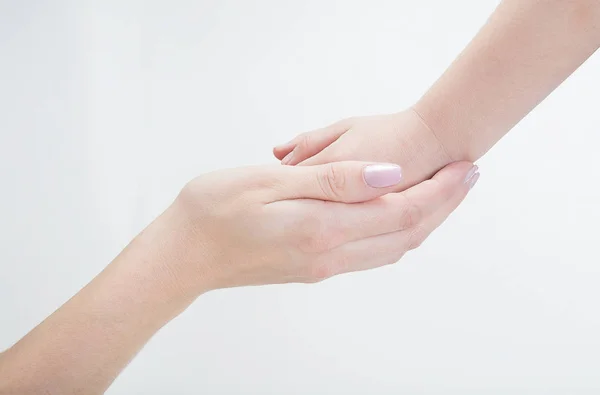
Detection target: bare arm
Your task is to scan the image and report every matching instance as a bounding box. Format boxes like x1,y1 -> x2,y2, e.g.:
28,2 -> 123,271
414,0 -> 600,160
0,206 -> 199,394
276,0 -> 600,186
0,161 -> 476,394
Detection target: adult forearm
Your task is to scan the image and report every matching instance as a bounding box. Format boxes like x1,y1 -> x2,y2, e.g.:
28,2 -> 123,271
0,204 -> 202,394
413,0 -> 600,161
0,158 -> 477,393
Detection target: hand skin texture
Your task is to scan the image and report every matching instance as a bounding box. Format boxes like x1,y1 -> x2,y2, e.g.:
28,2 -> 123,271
0,161 -> 478,394
275,110 -> 454,190
274,0 -> 600,183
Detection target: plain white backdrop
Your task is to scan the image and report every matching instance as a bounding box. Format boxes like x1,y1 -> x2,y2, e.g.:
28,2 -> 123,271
2,0 -> 600,393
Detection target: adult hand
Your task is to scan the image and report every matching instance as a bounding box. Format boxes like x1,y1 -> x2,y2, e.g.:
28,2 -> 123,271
0,160 -> 478,395
168,160 -> 479,296
273,109 -> 461,190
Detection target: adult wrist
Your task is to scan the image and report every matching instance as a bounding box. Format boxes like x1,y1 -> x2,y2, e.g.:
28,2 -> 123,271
130,199 -> 219,302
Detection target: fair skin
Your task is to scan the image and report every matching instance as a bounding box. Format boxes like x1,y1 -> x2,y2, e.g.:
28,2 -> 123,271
274,0 -> 600,186
3,0 -> 598,392
0,161 -> 478,394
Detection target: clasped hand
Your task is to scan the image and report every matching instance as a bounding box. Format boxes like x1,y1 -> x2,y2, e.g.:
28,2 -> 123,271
165,159 -> 477,296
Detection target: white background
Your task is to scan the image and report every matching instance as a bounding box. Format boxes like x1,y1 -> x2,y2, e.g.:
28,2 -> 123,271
1,1 -> 600,393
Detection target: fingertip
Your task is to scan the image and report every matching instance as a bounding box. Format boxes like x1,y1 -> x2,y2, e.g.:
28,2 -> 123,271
463,164 -> 478,184
273,147 -> 283,160
273,144 -> 294,160
413,161 -> 476,205
432,161 -> 476,183
441,162 -> 479,203
363,163 -> 403,189
466,170 -> 480,191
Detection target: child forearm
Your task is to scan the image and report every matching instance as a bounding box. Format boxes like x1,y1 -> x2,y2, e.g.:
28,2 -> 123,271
413,0 -> 600,160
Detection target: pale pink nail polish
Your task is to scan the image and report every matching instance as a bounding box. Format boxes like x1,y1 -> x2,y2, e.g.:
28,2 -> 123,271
467,172 -> 480,190
464,165 -> 478,184
363,164 -> 402,188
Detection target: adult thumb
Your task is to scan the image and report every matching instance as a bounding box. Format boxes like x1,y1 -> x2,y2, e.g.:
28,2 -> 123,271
275,161 -> 403,203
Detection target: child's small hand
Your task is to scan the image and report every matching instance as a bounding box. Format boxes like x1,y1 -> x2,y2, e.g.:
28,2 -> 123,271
274,109 -> 458,191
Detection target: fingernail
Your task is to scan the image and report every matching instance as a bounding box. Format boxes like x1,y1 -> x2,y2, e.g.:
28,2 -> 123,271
467,172 -> 480,190
464,165 -> 479,184
281,150 -> 295,165
364,164 -> 402,188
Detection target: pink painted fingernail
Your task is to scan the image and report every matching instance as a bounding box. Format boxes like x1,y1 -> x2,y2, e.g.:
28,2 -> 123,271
363,164 -> 402,188
464,165 -> 478,184
467,172 -> 480,190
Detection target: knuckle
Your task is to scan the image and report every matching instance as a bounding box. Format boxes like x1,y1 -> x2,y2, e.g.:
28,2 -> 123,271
307,255 -> 347,283
379,252 -> 406,268
307,262 -> 334,283
398,197 -> 422,230
389,251 -> 407,266
406,225 -> 428,250
318,164 -> 347,200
